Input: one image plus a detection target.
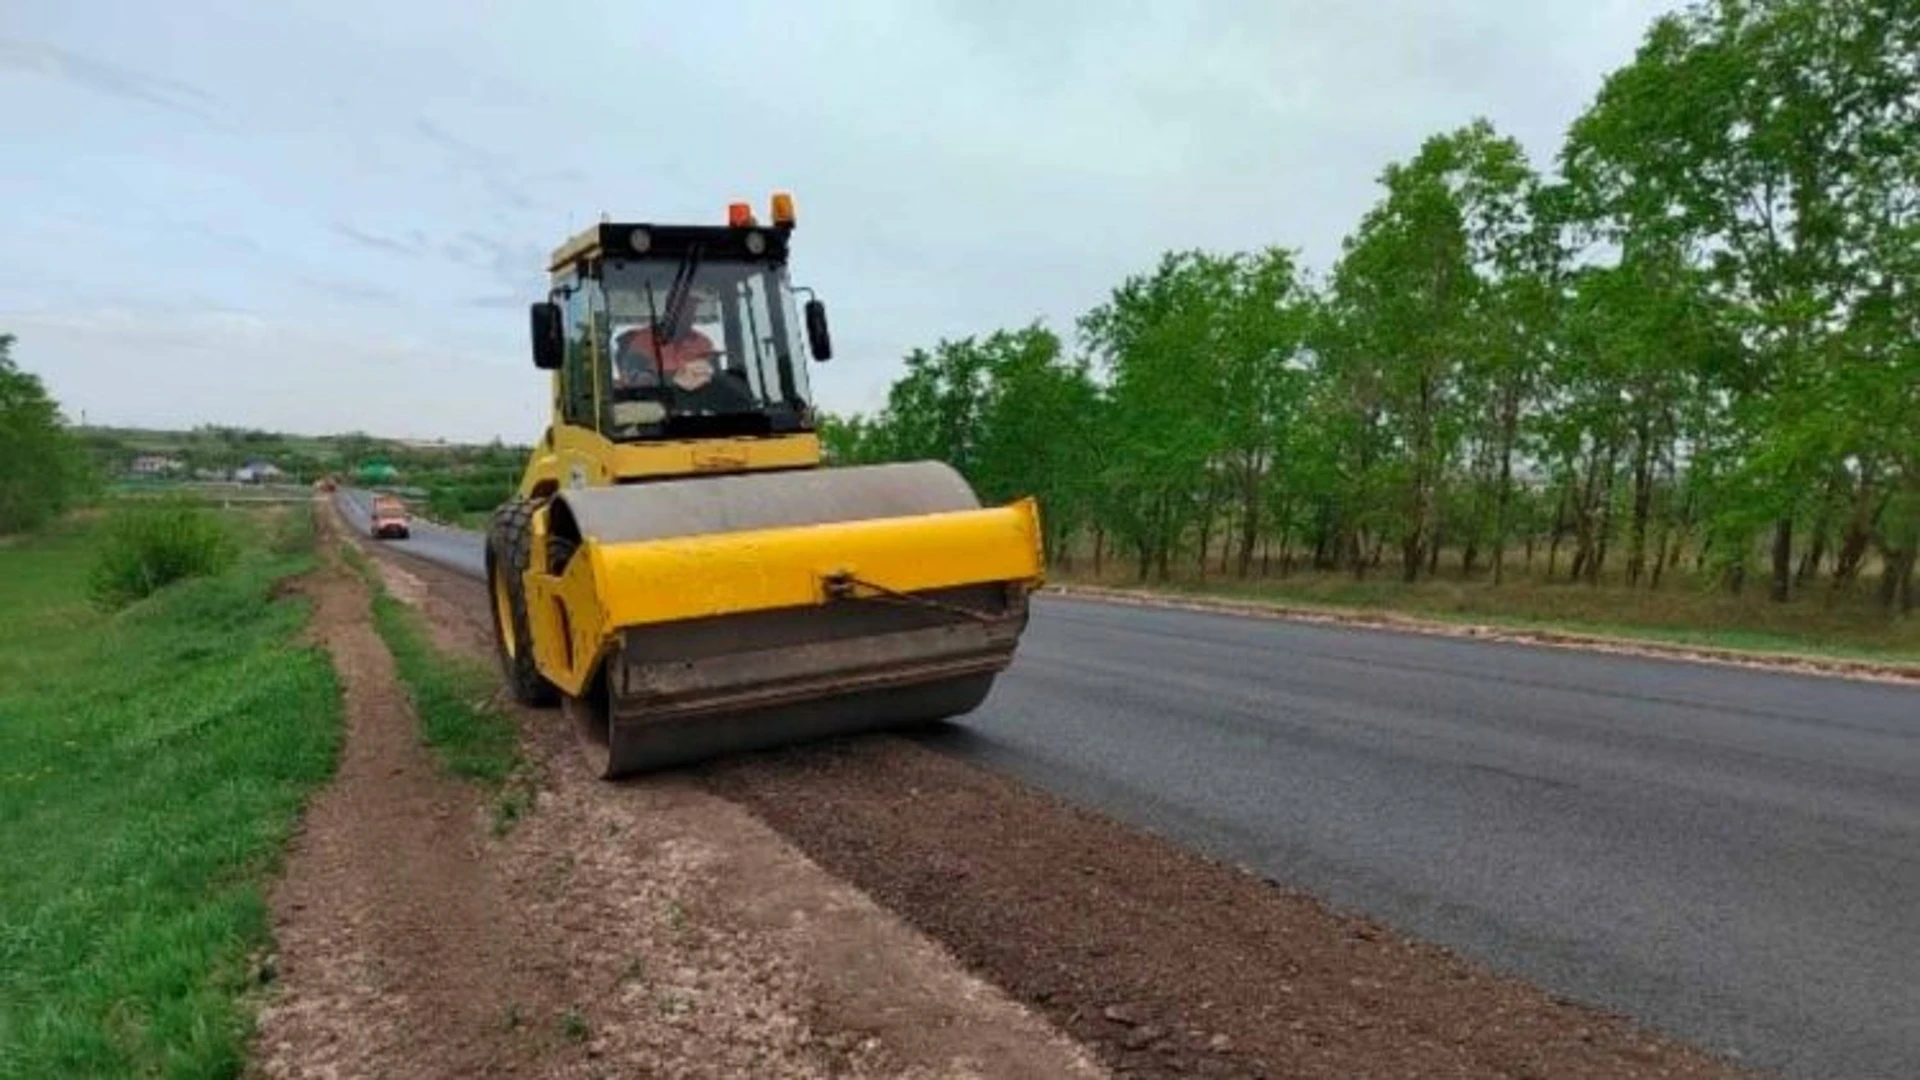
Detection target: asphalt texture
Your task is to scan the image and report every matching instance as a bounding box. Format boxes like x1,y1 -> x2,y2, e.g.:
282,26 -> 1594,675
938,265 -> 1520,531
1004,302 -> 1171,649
335,489 -> 1920,1080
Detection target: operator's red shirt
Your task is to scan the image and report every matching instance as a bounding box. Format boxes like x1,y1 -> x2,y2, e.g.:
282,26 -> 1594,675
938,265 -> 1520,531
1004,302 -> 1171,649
616,326 -> 715,378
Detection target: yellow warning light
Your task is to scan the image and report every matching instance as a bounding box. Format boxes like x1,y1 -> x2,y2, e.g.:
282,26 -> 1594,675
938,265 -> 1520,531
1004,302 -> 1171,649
770,192 -> 796,226
728,201 -> 754,227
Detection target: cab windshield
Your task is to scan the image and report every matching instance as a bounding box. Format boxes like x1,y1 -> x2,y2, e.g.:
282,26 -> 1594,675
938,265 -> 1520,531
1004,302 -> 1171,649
599,255 -> 812,431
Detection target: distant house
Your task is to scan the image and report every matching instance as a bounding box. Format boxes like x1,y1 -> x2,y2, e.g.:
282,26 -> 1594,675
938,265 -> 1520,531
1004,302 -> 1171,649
234,461 -> 286,484
128,454 -> 185,476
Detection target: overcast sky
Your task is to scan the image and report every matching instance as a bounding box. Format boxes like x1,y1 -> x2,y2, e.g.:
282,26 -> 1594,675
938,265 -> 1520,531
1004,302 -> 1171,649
2,0 -> 1673,443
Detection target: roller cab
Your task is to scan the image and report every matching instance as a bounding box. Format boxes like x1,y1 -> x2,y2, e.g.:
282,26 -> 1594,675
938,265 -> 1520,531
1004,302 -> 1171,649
487,193 -> 1045,778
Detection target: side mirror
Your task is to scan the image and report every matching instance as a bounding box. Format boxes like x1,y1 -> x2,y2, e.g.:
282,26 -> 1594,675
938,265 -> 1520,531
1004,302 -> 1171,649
804,298 -> 833,362
529,302 -> 564,370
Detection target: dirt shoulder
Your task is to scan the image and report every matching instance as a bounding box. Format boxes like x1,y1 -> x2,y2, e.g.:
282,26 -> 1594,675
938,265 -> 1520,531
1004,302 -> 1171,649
264,506 -> 1101,1078
702,738 -> 1751,1079
250,526 -> 581,1079
1045,582 -> 1920,686
373,527 -> 1752,1080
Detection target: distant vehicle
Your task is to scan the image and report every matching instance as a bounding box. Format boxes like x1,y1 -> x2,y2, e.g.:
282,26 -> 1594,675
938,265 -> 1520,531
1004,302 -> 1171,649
370,494 -> 411,540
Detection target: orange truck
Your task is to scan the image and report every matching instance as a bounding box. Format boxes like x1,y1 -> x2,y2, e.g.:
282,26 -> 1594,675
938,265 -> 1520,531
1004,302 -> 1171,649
370,494 -> 411,540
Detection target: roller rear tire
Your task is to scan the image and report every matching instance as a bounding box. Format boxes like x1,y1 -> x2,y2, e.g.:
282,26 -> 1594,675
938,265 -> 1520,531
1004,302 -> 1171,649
486,496 -> 560,707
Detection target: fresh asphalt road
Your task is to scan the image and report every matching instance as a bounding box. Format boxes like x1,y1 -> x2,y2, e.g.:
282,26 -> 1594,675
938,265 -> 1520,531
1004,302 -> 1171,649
335,490 -> 1920,1080
338,489 -> 489,577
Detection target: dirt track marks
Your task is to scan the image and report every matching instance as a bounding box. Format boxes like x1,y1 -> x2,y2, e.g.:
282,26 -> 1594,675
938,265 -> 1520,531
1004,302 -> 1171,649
250,539 -> 577,1079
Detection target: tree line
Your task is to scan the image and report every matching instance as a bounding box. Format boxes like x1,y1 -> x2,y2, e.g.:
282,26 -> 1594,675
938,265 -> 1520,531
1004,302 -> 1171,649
819,0 -> 1918,611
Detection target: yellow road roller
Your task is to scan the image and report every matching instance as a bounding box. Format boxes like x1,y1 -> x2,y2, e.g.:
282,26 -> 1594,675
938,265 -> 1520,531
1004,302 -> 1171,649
488,193 -> 1045,778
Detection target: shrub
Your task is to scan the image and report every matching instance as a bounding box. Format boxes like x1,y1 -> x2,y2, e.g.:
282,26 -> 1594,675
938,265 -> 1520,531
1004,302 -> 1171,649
426,486 -> 463,521
89,499 -> 237,610
424,479 -> 512,521
459,480 -> 510,513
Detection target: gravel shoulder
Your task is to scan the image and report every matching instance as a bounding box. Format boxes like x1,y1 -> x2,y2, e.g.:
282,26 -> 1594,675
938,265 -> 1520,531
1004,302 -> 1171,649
699,738 -> 1753,1080
369,524 -> 1755,1080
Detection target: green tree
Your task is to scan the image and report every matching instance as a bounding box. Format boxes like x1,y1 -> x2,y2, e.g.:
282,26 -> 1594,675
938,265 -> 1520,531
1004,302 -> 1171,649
1079,251 -> 1234,580
816,411 -> 888,466
1212,248 -> 1317,578
0,334 -> 92,533
1562,0 -> 1919,601
1325,124 -> 1509,581
865,339 -> 995,475
1449,125 -> 1560,582
968,324 -> 1102,563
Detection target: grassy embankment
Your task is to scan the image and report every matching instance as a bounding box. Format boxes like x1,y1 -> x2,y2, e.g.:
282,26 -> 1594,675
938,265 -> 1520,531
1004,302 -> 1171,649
0,506 -> 340,1078
335,541 -> 529,833
1051,556 -> 1920,669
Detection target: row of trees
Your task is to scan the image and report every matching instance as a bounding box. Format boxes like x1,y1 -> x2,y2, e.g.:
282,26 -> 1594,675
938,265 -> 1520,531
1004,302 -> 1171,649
821,0 -> 1918,610
0,334 -> 95,534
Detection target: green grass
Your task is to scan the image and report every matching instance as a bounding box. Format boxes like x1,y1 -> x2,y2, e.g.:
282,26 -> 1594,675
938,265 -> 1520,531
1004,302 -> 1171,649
368,592 -> 520,786
361,567 -> 526,831
1053,564 -> 1920,669
0,508 -> 341,1079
